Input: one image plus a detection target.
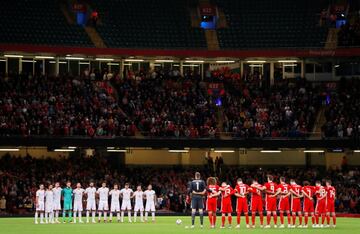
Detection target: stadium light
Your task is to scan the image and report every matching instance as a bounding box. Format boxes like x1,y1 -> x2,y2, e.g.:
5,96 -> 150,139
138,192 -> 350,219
353,150 -> 360,153
35,56 -> 55,59
168,149 -> 189,153
0,59 -> 5,62
246,60 -> 266,63
303,150 -> 324,153
182,64 -> 199,67
260,150 -> 282,153
155,59 -> 174,63
334,64 -> 340,68
107,63 -> 120,66
65,57 -> 85,60
283,64 -> 297,67
107,149 -> 127,152
0,148 -> 20,152
79,62 -> 90,65
21,60 -> 36,63
214,150 -> 235,153
95,58 -> 114,61
184,60 -> 204,63
278,60 -> 297,63
67,146 -> 77,149
4,54 -> 23,58
54,149 -> 75,152
124,59 -> 144,62
215,60 -> 236,63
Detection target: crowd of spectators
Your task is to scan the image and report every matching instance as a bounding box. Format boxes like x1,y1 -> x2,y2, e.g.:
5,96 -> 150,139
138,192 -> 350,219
0,154 -> 359,215
322,78 -> 360,138
0,73 -> 136,137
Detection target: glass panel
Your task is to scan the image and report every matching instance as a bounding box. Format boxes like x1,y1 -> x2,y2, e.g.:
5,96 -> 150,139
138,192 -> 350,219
21,59 -> 34,75
7,58 -> 19,74
45,60 -> 57,76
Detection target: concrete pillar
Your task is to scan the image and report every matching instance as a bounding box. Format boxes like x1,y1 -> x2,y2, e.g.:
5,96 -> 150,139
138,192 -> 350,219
55,57 -> 59,75
19,58 -> 22,74
270,61 -> 274,86
5,58 -> 8,74
240,61 -> 244,77
149,60 -> 155,71
301,59 -> 305,78
42,59 -> 45,75
180,61 -> 184,76
120,59 -> 124,79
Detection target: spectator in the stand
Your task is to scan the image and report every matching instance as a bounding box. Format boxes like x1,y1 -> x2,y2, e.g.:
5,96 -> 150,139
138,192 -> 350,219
91,10 -> 99,27
0,196 -> 6,211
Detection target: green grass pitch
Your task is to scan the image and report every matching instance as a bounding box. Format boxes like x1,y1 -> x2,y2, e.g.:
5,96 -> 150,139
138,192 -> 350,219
0,217 -> 358,234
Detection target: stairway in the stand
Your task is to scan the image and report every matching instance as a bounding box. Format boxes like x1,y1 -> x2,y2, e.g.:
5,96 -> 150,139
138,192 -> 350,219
205,30 -> 220,50
84,26 -> 106,48
325,28 -> 339,50
310,107 -> 327,139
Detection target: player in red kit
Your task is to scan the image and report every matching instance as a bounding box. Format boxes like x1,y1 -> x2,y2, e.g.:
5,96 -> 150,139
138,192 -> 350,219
206,177 -> 220,229
234,178 -> 250,229
219,182 -> 234,228
325,180 -> 336,228
261,175 -> 278,228
302,181 -> 315,228
276,177 -> 291,228
289,179 -> 303,228
249,179 -> 264,228
314,181 -> 327,228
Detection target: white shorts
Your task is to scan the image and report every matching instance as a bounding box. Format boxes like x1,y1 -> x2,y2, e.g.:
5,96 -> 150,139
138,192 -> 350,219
36,202 -> 45,211
73,201 -> 83,212
86,200 -> 96,211
111,202 -> 120,212
53,201 -> 61,210
134,203 -> 144,212
145,202 -> 155,212
98,201 -> 109,211
45,203 -> 53,213
121,200 -> 132,210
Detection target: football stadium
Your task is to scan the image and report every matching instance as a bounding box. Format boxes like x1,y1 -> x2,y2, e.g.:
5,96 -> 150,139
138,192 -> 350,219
0,0 -> 360,233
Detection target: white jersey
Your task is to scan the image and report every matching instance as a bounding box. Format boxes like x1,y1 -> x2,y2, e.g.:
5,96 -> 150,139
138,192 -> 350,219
144,190 -> 156,204
73,188 -> 85,203
36,189 -> 45,203
109,189 -> 121,204
85,187 -> 96,201
45,190 -> 54,212
53,187 -> 62,203
134,191 -> 144,206
97,187 -> 109,201
120,188 -> 133,202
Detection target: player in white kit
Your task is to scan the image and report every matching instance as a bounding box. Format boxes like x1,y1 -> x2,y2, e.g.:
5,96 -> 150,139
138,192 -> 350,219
97,182 -> 109,222
120,183 -> 133,222
52,182 -> 62,223
132,185 -> 144,222
144,184 -> 157,222
85,182 -> 97,223
44,184 -> 54,224
73,183 -> 85,223
109,184 -> 121,222
35,184 -> 45,224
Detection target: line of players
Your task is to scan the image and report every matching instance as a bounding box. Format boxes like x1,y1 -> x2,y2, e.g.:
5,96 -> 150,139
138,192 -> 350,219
34,181 -> 157,224
191,174 -> 336,229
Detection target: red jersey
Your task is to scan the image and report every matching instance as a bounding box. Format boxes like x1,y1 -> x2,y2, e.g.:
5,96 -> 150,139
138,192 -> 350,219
207,185 -> 220,201
249,183 -> 262,200
235,183 -> 249,197
314,185 -> 327,200
277,183 -> 290,196
302,185 -> 315,202
264,182 -> 277,200
290,184 -> 302,199
326,186 -> 336,202
221,185 -> 234,202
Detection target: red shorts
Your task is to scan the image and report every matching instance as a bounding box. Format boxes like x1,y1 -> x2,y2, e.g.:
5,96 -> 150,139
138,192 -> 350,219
207,198 -> 217,212
278,197 -> 290,211
251,198 -> 263,212
265,198 -> 277,211
291,199 -> 301,212
221,201 -> 232,213
315,200 -> 326,214
327,200 -> 335,213
303,199 -> 314,213
236,198 -> 248,213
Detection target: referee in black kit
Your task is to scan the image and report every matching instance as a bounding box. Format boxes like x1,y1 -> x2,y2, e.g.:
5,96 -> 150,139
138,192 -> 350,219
188,172 -> 206,228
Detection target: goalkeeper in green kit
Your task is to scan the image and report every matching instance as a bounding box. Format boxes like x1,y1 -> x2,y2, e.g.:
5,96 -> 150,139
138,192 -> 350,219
62,181 -> 73,223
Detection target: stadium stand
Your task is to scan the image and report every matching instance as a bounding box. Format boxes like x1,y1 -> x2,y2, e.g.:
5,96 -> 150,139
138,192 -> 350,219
0,0 -> 93,47
0,154 -> 359,214
89,0 -> 207,49
215,0 -> 329,49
